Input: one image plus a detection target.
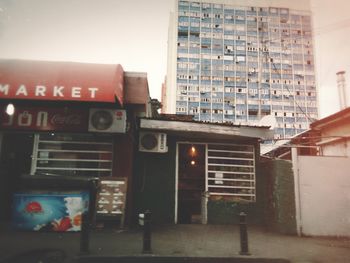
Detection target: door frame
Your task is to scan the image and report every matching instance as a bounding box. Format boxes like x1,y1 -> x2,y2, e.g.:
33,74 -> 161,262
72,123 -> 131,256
175,141 -> 208,224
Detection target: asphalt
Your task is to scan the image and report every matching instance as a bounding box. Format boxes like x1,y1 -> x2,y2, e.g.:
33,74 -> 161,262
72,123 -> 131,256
0,223 -> 349,263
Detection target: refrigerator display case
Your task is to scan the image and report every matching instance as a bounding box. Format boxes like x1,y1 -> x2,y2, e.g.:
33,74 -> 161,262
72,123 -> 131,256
12,174 -> 99,232
12,191 -> 89,232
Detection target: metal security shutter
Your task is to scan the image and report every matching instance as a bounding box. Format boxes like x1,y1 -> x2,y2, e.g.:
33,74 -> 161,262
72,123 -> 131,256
31,133 -> 113,177
207,143 -> 256,202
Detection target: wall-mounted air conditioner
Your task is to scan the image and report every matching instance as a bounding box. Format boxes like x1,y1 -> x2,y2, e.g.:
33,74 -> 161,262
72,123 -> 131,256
88,108 -> 126,133
139,132 -> 168,153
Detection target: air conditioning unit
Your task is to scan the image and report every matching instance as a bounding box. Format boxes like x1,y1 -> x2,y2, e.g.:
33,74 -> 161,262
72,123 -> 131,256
139,132 -> 168,153
88,108 -> 126,133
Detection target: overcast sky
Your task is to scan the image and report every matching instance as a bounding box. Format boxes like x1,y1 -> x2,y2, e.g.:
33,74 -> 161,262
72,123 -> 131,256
0,0 -> 349,118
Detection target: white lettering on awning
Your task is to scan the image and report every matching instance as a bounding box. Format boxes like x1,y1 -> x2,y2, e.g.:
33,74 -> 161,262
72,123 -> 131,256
88,87 -> 98,98
35,85 -> 46,96
16,85 -> 28,96
1,84 -> 101,100
71,87 -> 81,98
53,86 -> 64,97
0,84 -> 9,95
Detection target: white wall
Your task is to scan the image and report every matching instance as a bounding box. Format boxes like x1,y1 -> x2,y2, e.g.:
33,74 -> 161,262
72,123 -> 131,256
296,155 -> 350,236
318,121 -> 350,157
321,139 -> 350,157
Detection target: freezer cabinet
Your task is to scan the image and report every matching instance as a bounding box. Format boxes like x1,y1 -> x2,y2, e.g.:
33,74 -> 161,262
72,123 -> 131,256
12,191 -> 89,232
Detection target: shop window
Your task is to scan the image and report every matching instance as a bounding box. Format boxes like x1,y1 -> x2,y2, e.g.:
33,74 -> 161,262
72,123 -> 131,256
31,133 -> 113,177
207,144 -> 255,202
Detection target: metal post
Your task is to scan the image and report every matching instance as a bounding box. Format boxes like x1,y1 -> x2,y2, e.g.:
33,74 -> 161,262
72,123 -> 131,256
80,178 -> 98,254
142,210 -> 152,254
80,212 -> 90,254
239,212 -> 250,255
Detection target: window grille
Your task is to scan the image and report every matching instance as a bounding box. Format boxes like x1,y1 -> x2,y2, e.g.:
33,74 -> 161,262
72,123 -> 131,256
207,144 -> 255,202
31,133 -> 113,177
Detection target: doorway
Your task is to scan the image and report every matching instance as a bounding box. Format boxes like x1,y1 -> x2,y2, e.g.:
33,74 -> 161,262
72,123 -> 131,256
0,133 -> 33,222
177,143 -> 205,224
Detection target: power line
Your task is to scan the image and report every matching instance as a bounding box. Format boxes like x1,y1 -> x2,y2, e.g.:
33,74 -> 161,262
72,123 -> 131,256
270,61 -> 315,123
255,22 -> 316,127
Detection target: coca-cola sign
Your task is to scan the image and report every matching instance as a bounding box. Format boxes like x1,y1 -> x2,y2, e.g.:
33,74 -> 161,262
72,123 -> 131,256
0,105 -> 88,132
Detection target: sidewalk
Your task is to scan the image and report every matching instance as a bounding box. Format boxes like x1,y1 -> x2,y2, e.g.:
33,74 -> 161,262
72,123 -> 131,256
1,224 -> 350,263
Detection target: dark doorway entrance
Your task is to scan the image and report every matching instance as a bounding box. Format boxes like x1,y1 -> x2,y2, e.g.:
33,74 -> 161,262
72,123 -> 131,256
0,133 -> 33,222
177,143 -> 205,224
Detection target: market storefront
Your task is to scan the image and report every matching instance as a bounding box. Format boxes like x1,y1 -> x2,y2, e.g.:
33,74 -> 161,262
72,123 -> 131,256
0,59 -> 150,230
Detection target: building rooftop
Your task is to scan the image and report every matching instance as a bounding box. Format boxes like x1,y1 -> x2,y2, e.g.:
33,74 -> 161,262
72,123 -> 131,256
140,115 -> 273,141
310,107 -> 350,130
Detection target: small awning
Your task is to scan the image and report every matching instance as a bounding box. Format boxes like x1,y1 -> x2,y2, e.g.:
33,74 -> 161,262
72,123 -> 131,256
140,118 -> 274,141
0,59 -> 124,105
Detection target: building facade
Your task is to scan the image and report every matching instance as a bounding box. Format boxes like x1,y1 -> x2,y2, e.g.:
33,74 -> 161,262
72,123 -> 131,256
136,116 -> 273,225
0,59 -> 151,228
166,0 -> 318,139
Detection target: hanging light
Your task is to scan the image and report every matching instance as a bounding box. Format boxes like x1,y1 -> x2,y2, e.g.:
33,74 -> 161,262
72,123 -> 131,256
190,160 -> 196,166
191,146 -> 196,153
5,103 -> 15,115
190,145 -> 197,157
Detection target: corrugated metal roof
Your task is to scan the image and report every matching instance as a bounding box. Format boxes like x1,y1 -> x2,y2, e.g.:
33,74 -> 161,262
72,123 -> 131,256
147,114 -> 271,129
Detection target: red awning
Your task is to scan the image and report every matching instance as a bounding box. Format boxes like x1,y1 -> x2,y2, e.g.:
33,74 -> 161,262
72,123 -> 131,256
0,59 -> 124,105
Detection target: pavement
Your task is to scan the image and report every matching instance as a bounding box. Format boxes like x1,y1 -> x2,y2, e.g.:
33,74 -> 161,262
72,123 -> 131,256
0,223 -> 350,263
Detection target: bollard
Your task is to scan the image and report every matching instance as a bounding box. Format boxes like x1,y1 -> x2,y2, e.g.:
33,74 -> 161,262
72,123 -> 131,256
239,212 -> 250,255
80,178 -> 98,254
80,212 -> 90,254
142,210 -> 152,254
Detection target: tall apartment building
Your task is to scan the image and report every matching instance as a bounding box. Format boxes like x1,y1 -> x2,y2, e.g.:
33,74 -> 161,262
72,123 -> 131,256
165,0 -> 318,139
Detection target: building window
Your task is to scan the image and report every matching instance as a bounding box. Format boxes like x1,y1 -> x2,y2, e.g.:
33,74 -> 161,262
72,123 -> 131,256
207,144 -> 255,202
31,133 -> 113,177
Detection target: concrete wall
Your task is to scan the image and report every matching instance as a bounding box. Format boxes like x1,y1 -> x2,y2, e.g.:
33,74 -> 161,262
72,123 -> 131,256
296,156 -> 350,236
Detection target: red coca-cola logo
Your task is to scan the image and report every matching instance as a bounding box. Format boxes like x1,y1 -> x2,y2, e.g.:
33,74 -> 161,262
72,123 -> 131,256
51,114 -> 82,126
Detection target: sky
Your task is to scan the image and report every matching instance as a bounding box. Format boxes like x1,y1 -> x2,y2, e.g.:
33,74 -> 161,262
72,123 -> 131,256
0,0 -> 349,118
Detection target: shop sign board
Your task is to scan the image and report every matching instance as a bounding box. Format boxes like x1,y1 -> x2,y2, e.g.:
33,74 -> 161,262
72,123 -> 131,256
0,60 -> 124,104
0,106 -> 88,132
95,177 -> 127,228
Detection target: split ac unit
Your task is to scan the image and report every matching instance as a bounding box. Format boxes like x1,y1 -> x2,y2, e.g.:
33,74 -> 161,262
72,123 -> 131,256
88,108 -> 126,133
139,132 -> 168,153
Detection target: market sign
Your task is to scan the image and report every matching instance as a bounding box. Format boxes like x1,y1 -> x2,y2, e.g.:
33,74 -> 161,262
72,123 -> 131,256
0,60 -> 124,105
0,106 -> 89,132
